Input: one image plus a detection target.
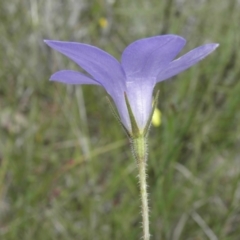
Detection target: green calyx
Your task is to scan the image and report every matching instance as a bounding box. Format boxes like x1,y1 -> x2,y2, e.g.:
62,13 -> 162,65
106,91 -> 159,139
124,92 -> 141,138
124,91 -> 160,139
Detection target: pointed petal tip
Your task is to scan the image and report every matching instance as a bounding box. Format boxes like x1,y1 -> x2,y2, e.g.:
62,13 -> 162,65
43,39 -> 56,47
49,76 -> 56,81
209,43 -> 219,49
49,75 -> 60,82
43,39 -> 51,44
214,43 -> 220,49
206,43 -> 220,51
43,39 -> 65,47
44,39 -> 58,44
49,72 -> 63,82
203,43 -> 220,55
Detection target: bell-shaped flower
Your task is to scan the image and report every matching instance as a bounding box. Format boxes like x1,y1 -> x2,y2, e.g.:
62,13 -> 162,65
44,35 -> 218,137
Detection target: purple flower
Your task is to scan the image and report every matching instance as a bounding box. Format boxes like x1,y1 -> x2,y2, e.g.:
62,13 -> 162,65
44,35 -> 218,136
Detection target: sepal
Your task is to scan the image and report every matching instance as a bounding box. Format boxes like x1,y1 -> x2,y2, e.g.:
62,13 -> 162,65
124,92 -> 141,138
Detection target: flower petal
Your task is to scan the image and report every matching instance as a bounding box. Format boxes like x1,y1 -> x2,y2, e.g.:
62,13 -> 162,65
44,40 -> 126,91
50,70 -> 101,85
44,40 -> 130,130
157,43 -> 219,82
121,35 -> 186,78
126,77 -> 155,130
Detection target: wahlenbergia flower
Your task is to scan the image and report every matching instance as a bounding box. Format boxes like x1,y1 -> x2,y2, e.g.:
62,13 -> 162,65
45,35 -> 218,240
44,35 -> 218,137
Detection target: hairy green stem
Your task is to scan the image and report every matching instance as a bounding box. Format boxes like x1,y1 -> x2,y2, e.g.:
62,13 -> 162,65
132,136 -> 150,240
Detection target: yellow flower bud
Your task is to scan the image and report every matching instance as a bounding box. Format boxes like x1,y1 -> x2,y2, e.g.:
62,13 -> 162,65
98,17 -> 108,29
152,108 -> 161,127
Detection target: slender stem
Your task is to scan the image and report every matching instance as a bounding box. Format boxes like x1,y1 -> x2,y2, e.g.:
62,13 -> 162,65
132,136 -> 150,240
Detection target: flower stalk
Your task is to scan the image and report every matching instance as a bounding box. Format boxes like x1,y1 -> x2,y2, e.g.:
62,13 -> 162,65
132,136 -> 150,240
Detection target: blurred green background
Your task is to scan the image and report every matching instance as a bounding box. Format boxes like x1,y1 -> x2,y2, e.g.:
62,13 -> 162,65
0,0 -> 240,239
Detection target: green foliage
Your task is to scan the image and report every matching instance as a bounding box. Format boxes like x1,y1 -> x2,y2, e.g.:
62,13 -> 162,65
0,0 -> 240,239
